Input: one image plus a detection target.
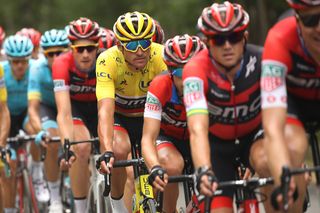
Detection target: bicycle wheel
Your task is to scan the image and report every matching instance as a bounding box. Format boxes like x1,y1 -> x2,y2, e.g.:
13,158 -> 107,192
22,169 -> 37,213
143,198 -> 157,213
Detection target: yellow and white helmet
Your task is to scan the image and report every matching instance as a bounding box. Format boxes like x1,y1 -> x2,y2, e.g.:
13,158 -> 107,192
113,11 -> 155,42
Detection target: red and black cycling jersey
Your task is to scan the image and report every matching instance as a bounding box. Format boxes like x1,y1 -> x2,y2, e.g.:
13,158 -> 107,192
183,44 -> 263,140
261,17 -> 320,109
52,51 -> 96,102
144,74 -> 188,141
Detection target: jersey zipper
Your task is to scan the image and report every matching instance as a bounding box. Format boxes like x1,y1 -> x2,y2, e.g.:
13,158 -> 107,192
231,83 -> 240,144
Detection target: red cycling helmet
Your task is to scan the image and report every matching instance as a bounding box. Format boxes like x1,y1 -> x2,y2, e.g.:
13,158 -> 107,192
99,28 -> 117,49
197,1 -> 249,36
0,26 -> 5,46
163,34 -> 205,69
287,0 -> 320,10
16,28 -> 41,47
152,19 -> 165,44
68,17 -> 101,42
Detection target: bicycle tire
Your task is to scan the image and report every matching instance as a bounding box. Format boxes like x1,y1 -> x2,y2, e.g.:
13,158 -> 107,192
22,169 -> 36,213
143,198 -> 157,213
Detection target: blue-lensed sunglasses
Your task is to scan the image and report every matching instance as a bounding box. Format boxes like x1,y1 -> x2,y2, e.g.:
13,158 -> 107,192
171,68 -> 183,77
122,39 -> 152,52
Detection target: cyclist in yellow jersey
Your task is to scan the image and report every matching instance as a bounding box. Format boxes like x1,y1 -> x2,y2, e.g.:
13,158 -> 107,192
0,64 -> 11,211
96,11 -> 167,212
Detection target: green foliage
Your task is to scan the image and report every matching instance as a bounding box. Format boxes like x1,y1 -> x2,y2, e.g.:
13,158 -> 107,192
0,0 -> 289,45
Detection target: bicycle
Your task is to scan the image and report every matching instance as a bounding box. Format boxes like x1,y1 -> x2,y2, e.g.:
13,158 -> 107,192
60,137 -> 111,213
98,143 -> 159,213
37,135 -> 75,213
6,132 -> 46,213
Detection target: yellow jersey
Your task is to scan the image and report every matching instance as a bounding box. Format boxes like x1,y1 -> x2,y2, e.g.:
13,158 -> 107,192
0,64 -> 7,102
96,43 -> 167,117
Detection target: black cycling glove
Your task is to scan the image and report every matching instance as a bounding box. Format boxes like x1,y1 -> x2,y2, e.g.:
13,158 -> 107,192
195,166 -> 218,193
96,151 -> 114,170
148,165 -> 166,186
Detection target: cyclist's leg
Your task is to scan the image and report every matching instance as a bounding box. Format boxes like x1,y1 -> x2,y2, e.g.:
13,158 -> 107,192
109,126 -> 131,212
40,104 -> 62,211
24,115 -> 50,203
124,152 -> 134,210
69,119 -> 91,212
156,138 -> 184,213
195,135 -> 236,213
2,114 -> 24,212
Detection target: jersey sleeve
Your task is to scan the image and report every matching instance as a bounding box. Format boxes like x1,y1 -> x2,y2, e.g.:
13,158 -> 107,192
95,50 -> 117,101
144,75 -> 170,120
28,61 -> 42,101
261,25 -> 290,109
52,54 -> 70,92
182,59 -> 209,117
0,65 -> 7,102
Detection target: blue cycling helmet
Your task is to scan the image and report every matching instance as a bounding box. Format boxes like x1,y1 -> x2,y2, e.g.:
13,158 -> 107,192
4,35 -> 33,58
40,29 -> 70,48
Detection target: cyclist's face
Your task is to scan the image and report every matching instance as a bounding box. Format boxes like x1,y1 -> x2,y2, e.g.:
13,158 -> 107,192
10,58 -> 29,80
297,6 -> 320,60
121,46 -> 151,70
208,31 -> 247,69
72,39 -> 98,72
44,47 -> 69,68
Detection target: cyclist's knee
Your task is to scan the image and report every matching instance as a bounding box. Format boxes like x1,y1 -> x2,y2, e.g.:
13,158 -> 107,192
250,140 -> 269,177
113,136 -> 131,160
73,143 -> 91,160
158,150 -> 184,175
285,125 -> 308,165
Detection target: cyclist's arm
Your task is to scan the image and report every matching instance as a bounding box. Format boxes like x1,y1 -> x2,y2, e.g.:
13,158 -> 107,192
28,99 -> 42,132
0,101 -> 10,147
262,107 -> 289,185
261,60 -> 289,185
97,98 -> 114,151
187,114 -> 211,168
141,117 -> 161,170
55,91 -> 74,142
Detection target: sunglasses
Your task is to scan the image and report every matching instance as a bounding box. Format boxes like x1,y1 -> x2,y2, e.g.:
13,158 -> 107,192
71,44 -> 98,53
171,67 -> 183,77
10,59 -> 28,65
210,31 -> 245,46
298,13 -> 320,28
121,39 -> 152,52
44,48 -> 67,57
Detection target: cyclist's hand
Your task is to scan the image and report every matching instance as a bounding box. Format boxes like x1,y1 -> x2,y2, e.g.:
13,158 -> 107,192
35,130 -> 49,147
148,165 -> 168,192
96,151 -> 114,174
237,167 -> 252,180
195,166 -> 218,197
271,179 -> 298,211
58,150 -> 76,171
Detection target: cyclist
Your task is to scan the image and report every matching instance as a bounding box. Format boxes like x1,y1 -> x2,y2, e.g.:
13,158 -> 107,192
0,62 -> 10,213
141,34 -> 204,213
152,19 -> 165,44
0,26 -> 6,61
16,28 -> 42,60
98,27 -> 117,50
0,34 -> 33,213
28,29 -> 70,212
183,2 -> 267,212
96,11 -> 167,212
261,0 -> 320,211
52,17 -> 101,213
